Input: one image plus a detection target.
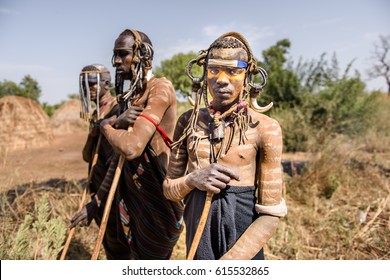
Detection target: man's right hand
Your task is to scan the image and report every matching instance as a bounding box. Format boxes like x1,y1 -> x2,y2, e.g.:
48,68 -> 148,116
185,163 -> 240,194
89,120 -> 103,137
69,199 -> 99,229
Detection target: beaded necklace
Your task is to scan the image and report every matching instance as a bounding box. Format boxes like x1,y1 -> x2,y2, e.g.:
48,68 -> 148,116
207,99 -> 248,162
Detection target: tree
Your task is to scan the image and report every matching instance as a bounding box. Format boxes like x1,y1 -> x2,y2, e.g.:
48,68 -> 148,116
155,52 -> 202,98
0,75 -> 41,102
19,75 -> 41,102
259,39 -> 301,108
367,35 -> 390,95
0,80 -> 22,98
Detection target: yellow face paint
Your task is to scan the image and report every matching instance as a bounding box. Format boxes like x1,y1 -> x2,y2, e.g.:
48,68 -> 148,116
207,66 -> 246,80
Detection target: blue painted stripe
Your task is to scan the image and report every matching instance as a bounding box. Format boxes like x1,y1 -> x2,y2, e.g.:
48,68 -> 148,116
237,60 -> 247,68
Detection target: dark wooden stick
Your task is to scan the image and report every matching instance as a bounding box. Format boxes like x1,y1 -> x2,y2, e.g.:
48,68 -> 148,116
91,154 -> 125,260
60,134 -> 102,260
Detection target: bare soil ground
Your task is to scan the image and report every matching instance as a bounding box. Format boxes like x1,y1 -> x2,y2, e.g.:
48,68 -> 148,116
0,131 -> 88,189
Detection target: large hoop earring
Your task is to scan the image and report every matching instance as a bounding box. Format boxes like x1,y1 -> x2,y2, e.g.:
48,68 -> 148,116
186,59 -> 205,84
248,66 -> 273,113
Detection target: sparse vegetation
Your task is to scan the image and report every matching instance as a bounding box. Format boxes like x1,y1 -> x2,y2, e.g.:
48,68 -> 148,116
0,179 -> 105,260
265,95 -> 390,259
266,144 -> 389,259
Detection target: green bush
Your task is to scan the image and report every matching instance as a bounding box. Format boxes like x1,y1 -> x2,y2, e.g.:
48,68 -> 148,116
7,194 -> 66,260
271,59 -> 382,152
271,106 -> 311,152
41,102 -> 62,117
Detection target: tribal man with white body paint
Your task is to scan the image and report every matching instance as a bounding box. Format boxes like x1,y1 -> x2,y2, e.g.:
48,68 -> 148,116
163,32 -> 287,260
72,64 -> 122,259
70,64 -> 142,259
71,29 -> 183,259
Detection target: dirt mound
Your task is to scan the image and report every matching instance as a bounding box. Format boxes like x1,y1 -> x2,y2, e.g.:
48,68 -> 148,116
51,99 -> 88,135
0,96 -> 53,152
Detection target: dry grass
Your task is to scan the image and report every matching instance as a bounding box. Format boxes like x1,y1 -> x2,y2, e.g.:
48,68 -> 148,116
265,135 -> 390,260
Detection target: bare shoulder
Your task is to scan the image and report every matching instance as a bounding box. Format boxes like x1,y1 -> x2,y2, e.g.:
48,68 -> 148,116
151,77 -> 175,96
145,77 -> 177,108
248,108 -> 282,133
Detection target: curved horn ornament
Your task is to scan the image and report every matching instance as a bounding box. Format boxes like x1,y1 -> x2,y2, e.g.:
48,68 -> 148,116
250,98 -> 273,113
247,65 -> 272,113
188,95 -> 195,106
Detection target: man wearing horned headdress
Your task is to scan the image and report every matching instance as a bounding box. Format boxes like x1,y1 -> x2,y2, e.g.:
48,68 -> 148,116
71,30 -> 183,259
79,64 -> 117,192
163,32 -> 287,260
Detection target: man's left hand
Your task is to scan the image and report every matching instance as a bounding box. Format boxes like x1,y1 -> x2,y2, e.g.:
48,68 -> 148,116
69,199 -> 99,229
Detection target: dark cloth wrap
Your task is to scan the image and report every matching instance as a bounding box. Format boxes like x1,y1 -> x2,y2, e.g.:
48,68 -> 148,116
184,185 -> 264,260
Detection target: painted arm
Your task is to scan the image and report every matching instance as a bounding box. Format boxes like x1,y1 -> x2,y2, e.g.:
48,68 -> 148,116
163,112 -> 193,202
220,118 -> 285,260
101,88 -> 172,161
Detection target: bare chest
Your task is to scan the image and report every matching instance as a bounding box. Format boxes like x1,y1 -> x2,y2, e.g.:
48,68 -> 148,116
187,125 -> 259,172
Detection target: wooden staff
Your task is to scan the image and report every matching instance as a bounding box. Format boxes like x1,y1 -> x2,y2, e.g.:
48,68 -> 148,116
187,191 -> 214,260
60,134 -> 102,260
91,153 -> 125,260
187,133 -> 221,260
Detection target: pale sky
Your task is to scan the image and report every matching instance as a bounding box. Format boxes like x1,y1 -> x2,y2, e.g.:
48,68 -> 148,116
0,0 -> 389,104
